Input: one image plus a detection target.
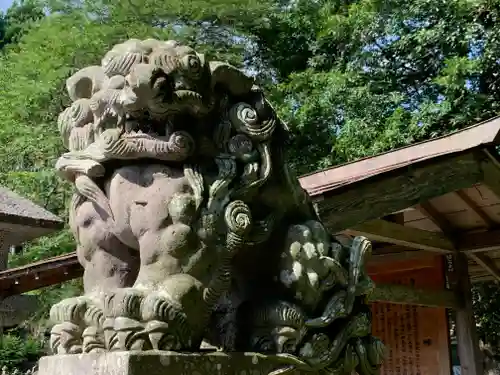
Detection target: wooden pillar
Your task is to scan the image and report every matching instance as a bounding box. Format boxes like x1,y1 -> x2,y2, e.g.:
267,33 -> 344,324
0,233 -> 6,341
0,231 -> 8,271
448,253 -> 483,375
0,251 -> 8,272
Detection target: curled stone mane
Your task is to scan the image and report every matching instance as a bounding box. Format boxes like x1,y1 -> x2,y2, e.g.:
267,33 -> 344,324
48,38 -> 384,375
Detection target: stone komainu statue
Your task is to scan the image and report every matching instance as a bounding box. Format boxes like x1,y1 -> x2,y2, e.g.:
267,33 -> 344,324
49,38 -> 385,375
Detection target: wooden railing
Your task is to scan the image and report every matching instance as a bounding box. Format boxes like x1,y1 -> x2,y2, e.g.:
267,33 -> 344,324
0,253 -> 81,297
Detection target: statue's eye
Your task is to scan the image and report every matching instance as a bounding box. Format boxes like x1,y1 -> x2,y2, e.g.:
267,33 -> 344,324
182,55 -> 202,78
282,340 -> 297,353
188,56 -> 199,69
252,336 -> 274,352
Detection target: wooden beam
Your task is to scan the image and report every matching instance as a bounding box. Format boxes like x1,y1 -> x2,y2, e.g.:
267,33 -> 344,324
468,253 -> 500,283
0,253 -> 82,297
344,219 -> 500,254
369,283 -> 457,308
370,246 -> 424,265
344,219 -> 456,253
447,253 -> 484,375
317,152 -> 484,232
481,150 -> 500,210
368,254 -> 440,275
459,229 -> 500,253
416,202 -> 456,238
456,189 -> 496,228
369,252 -> 423,267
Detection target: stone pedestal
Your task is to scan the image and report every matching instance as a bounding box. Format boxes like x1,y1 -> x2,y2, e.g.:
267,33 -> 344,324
38,352 -> 313,375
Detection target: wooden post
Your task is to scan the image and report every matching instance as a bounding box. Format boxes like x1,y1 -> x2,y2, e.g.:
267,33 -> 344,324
447,253 -> 483,375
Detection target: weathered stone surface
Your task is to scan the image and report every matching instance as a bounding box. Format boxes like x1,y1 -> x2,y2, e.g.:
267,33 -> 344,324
44,38 -> 385,374
38,352 -> 319,375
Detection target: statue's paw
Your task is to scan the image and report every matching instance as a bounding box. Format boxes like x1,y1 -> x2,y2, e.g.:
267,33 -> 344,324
98,288 -> 147,351
103,287 -> 144,320
49,296 -> 104,354
140,292 -> 192,350
82,326 -> 105,353
83,302 -> 105,329
50,296 -> 90,325
50,322 -> 83,355
144,320 -> 180,350
108,317 -> 150,351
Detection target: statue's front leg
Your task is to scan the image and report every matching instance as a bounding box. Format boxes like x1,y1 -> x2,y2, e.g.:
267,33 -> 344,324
50,240 -> 139,354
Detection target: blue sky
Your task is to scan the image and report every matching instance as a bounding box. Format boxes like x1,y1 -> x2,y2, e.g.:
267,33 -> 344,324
0,0 -> 13,12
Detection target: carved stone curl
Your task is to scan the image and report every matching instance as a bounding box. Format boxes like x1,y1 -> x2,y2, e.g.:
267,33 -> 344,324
48,37 -> 384,375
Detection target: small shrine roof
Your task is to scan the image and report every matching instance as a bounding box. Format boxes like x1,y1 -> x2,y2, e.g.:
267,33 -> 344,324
0,186 -> 63,245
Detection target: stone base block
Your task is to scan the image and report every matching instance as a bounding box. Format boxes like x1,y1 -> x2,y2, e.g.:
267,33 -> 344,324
38,351 -> 315,375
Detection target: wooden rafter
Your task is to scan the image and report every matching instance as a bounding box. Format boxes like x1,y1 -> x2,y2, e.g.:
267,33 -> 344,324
416,192 -> 500,281
368,250 -> 424,265
455,189 -> 496,228
416,202 -> 456,238
468,253 -> 500,283
343,217 -> 500,260
344,219 -> 456,253
460,229 -> 500,253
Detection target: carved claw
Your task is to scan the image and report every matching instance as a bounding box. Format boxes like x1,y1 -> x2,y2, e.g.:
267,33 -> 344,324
50,296 -> 89,325
305,290 -> 347,328
82,326 -> 105,353
49,296 -> 92,355
321,343 -> 360,375
301,311 -> 372,371
365,337 -> 386,369
343,343 -> 360,374
144,320 -> 179,350
50,322 -> 83,355
112,317 -> 150,351
103,318 -> 117,350
103,288 -> 144,320
140,293 -> 191,350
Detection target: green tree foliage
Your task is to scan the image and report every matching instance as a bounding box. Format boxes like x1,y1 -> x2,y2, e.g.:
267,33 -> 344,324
247,0 -> 500,173
0,0 -> 45,50
0,334 -> 42,371
473,283 -> 500,348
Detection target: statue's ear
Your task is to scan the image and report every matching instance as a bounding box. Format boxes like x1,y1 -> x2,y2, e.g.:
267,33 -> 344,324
209,61 -> 254,97
66,66 -> 107,101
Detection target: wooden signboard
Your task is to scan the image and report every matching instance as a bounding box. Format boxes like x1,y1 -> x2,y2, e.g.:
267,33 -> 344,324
369,255 -> 451,375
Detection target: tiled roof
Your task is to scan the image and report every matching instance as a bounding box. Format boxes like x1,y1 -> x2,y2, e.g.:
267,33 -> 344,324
0,186 -> 63,229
